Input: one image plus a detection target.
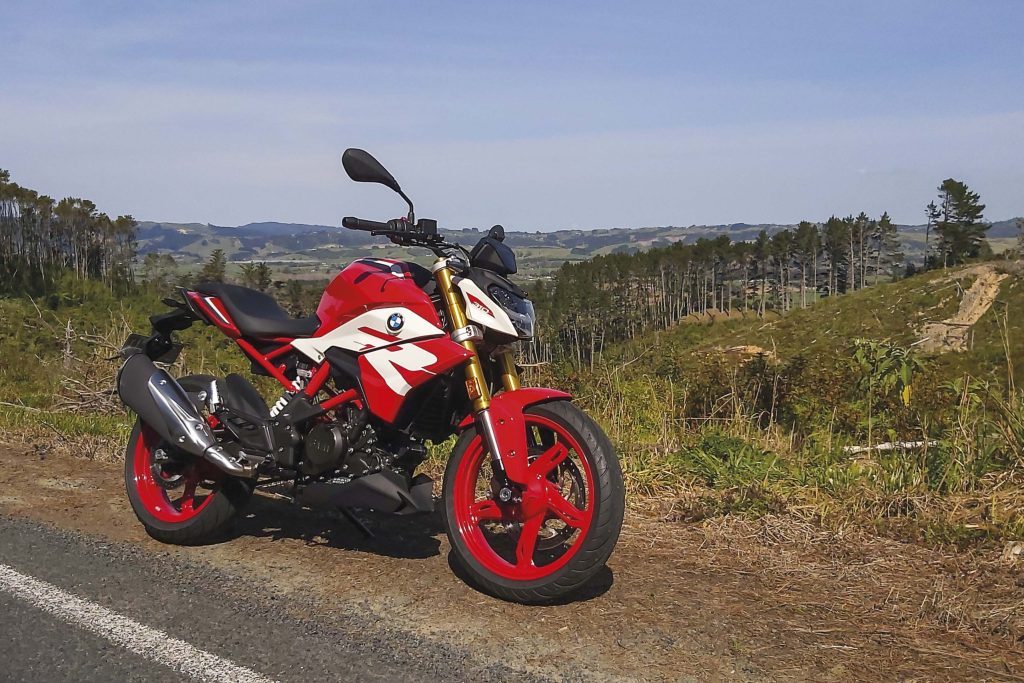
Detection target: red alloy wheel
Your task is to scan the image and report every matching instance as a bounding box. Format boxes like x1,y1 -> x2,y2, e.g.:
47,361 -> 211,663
452,413 -> 596,581
131,425 -> 223,524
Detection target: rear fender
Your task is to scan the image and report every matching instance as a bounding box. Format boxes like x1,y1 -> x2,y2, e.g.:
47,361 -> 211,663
458,388 -> 572,484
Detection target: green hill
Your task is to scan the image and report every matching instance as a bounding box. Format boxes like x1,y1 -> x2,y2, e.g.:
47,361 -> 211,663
547,259 -> 1024,547
615,260 -> 1023,383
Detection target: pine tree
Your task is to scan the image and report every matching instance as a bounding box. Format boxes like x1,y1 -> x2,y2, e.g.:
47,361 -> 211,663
752,230 -> 770,316
197,248 -> 227,283
240,261 -> 273,291
852,212 -> 871,290
822,216 -> 850,295
932,179 -> 988,266
770,229 -> 794,311
925,201 -> 940,269
793,221 -> 819,308
284,280 -> 305,315
872,212 -> 903,283
255,262 -> 273,291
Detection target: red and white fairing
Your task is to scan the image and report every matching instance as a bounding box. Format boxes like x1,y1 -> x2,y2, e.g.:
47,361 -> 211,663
186,258 -> 515,425
291,259 -> 471,422
455,277 -> 518,337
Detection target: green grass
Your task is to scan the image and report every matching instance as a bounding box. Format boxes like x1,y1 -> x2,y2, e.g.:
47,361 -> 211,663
527,259 -> 1024,546
3,260 -> 1023,550
0,405 -> 131,440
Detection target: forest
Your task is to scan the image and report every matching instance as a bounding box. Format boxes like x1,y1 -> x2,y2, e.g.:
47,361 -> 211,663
0,170 -> 137,297
527,179 -> 994,367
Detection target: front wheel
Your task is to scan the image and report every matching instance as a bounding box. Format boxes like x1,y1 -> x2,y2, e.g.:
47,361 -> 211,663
442,400 -> 625,603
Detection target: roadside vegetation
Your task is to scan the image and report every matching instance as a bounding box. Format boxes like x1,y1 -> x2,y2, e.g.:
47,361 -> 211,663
2,168 -> 1022,554
543,259 -> 1024,548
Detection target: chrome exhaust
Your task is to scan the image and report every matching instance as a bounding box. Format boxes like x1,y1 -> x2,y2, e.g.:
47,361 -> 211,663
117,353 -> 258,478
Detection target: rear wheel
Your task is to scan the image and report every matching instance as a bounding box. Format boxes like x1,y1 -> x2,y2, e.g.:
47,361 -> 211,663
124,378 -> 253,545
442,400 -> 624,603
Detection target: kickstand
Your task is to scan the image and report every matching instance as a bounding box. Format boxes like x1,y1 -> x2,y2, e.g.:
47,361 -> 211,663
338,506 -> 374,539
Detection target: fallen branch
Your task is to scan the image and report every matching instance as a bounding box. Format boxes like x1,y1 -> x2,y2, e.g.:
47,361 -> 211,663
0,401 -> 42,412
843,440 -> 936,455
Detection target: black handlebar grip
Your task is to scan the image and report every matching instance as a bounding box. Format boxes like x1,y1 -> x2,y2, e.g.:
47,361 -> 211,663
342,216 -> 390,231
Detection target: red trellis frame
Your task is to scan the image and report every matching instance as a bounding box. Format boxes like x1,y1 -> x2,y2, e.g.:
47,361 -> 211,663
185,291 -> 359,414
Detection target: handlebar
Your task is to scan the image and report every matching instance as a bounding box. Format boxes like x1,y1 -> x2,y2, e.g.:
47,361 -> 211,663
342,216 -> 390,232
342,215 -> 459,256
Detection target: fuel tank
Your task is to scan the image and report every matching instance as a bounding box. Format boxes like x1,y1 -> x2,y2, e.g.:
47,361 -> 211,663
297,258 -> 471,425
315,258 -> 439,330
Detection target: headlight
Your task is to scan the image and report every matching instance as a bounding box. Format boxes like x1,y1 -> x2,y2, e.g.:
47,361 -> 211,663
487,285 -> 536,339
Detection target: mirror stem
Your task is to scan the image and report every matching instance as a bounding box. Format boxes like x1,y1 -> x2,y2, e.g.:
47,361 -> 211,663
398,189 -> 415,224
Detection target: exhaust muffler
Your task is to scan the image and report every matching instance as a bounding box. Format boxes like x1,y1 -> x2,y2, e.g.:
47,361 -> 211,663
117,353 -> 258,478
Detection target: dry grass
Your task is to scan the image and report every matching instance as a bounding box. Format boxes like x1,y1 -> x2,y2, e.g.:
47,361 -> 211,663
619,512 -> 1024,680
695,514 -> 1024,640
0,416 -> 127,463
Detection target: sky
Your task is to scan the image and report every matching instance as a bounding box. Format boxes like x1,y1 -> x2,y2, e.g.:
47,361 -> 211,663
2,1 -> 1023,231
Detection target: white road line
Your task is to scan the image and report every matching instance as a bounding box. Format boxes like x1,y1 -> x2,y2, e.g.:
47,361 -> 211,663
0,562 -> 276,683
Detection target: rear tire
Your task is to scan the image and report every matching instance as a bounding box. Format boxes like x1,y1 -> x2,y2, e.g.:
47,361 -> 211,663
442,400 -> 625,604
124,376 -> 254,546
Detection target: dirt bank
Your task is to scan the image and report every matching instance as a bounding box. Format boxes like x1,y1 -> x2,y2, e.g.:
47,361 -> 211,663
919,264 -> 1012,352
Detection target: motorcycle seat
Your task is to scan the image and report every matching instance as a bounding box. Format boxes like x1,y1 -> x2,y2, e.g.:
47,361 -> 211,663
194,282 -> 321,338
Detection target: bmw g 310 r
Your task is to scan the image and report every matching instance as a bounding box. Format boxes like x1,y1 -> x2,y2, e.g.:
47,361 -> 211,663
117,148 -> 625,603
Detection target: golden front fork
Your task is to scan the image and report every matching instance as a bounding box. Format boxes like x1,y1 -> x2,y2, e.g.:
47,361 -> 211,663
432,259 -> 522,409
497,349 -> 521,391
434,261 -> 492,411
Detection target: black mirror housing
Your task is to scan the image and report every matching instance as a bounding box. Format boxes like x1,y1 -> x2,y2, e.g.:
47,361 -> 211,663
342,148 -> 401,193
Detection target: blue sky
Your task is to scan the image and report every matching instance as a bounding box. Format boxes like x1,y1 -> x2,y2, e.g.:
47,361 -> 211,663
2,1 -> 1022,230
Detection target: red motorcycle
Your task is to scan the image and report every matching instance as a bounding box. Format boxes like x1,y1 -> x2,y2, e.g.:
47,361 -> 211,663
117,149 -> 624,603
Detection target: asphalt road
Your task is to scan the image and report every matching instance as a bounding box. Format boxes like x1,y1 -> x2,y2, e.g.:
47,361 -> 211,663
0,514 -> 530,683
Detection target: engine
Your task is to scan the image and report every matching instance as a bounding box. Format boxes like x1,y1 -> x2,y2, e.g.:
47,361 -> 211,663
301,423 -> 348,474
299,404 -> 387,477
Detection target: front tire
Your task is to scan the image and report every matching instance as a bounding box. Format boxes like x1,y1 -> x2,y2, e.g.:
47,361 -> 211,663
442,400 -> 625,603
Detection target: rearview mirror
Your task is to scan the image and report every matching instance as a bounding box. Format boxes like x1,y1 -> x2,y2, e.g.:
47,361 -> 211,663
342,148 -> 401,193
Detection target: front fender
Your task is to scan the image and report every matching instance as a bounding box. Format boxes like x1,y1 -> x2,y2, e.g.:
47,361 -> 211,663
458,388 -> 572,484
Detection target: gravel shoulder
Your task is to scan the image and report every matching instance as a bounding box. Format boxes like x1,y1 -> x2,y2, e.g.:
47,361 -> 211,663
1,444 -> 1022,681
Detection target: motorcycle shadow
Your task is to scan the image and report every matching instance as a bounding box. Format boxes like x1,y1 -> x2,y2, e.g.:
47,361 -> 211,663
230,491 -> 443,560
446,552 -> 614,604
232,491 -> 615,604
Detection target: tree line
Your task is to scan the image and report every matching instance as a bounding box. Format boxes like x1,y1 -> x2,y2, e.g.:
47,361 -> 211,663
2,166 -> 993,367
526,179 -> 990,367
0,169 -> 137,296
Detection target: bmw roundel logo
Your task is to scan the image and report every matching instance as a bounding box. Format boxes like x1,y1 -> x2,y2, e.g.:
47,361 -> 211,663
387,312 -> 404,332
